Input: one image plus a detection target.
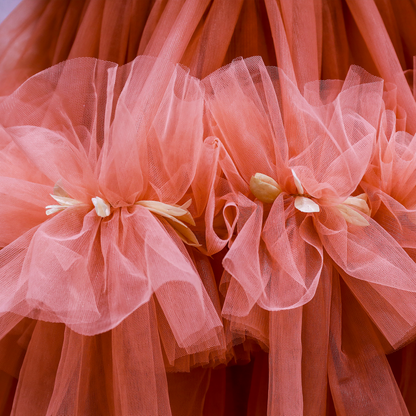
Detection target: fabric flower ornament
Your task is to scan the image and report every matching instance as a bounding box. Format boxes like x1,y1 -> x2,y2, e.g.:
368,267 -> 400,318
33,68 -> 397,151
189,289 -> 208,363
0,56 -> 223,359
203,57 -> 416,414
204,57 -> 416,317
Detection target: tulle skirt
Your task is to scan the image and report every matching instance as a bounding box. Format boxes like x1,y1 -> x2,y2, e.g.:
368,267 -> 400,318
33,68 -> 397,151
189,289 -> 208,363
2,0 -> 416,415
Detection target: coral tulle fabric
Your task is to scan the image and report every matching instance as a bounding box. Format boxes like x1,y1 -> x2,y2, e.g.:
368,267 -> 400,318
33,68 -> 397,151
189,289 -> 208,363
2,0 -> 416,415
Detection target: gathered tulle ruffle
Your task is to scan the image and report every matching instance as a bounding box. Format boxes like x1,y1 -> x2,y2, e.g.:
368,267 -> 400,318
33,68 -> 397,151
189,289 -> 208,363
200,56 -> 416,414
0,55 -> 226,369
202,58 -> 416,342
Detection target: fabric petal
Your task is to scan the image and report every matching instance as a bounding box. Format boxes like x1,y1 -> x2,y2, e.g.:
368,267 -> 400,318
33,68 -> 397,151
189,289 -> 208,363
294,196 -> 320,213
291,169 -> 304,194
336,204 -> 369,226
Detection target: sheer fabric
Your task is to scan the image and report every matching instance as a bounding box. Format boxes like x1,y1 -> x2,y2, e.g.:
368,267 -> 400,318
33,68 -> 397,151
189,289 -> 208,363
2,0 -> 416,415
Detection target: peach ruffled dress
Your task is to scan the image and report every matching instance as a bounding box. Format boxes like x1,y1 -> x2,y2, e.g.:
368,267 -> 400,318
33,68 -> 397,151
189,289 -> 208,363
1,1 -> 416,415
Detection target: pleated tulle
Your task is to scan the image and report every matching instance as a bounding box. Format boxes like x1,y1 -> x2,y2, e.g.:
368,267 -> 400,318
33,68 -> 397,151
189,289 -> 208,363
6,302 -> 174,416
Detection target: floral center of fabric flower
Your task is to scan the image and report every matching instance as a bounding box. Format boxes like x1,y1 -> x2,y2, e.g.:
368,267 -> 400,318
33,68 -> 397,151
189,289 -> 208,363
45,183 -> 200,246
291,169 -> 320,213
249,171 -> 370,226
91,196 -> 111,218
